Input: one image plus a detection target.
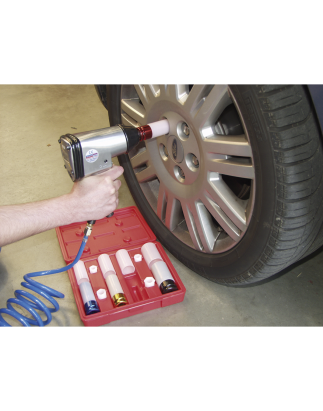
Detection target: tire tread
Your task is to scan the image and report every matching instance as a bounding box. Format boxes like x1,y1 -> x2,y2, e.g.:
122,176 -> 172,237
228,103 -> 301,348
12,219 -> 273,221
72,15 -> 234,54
218,85 -> 323,284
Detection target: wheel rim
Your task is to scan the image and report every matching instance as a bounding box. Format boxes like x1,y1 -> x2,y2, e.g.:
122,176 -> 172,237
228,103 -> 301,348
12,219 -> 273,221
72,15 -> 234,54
120,85 -> 256,254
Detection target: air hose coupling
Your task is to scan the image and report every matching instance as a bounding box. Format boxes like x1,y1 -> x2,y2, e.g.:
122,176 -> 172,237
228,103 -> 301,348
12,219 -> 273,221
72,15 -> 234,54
84,220 -> 95,238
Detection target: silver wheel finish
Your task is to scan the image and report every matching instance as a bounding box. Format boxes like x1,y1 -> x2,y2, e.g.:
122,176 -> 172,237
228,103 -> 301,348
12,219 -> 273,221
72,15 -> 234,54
120,85 -> 256,254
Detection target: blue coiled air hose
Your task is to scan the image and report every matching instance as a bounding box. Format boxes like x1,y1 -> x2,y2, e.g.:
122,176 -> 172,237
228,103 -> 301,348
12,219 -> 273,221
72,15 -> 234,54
0,235 -> 89,327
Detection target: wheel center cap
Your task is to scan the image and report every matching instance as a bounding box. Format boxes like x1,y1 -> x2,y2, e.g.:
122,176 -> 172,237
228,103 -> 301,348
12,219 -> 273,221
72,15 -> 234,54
170,136 -> 184,163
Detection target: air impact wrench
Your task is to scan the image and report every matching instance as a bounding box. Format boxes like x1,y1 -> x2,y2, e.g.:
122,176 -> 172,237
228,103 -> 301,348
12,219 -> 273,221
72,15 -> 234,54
58,119 -> 170,232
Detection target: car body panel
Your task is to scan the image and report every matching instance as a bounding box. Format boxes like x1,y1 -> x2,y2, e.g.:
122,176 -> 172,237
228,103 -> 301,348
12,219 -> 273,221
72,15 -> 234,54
308,85 -> 323,135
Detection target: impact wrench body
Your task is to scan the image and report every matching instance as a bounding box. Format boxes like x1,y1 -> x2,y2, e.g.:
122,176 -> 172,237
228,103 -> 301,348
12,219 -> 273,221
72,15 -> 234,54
58,119 -> 170,225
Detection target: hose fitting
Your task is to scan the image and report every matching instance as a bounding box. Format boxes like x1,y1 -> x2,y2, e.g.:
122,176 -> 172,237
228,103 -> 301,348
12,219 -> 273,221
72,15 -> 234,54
84,222 -> 95,237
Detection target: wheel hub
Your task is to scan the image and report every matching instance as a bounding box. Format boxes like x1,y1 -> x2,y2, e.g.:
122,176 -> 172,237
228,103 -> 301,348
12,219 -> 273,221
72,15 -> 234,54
160,110 -> 201,186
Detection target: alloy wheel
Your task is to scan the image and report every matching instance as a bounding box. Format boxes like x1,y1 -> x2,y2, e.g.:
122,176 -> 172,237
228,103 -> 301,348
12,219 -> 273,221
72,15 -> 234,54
120,85 -> 255,254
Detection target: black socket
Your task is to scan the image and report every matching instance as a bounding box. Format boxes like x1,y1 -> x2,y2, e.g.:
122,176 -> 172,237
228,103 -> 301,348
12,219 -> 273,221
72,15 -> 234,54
160,280 -> 178,294
119,125 -> 141,152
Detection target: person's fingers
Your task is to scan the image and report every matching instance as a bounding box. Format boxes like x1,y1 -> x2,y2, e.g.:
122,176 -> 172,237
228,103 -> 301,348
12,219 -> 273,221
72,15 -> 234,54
106,198 -> 118,213
109,166 -> 124,180
113,179 -> 122,191
100,165 -> 124,180
106,194 -> 117,205
107,184 -> 116,196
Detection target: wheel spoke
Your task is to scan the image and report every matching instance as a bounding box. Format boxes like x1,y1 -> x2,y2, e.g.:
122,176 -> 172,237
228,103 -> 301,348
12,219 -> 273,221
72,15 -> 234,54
206,173 -> 247,231
134,85 -> 149,109
165,195 -> 184,232
145,85 -> 160,101
130,149 -> 149,169
121,112 -> 140,127
182,202 -> 204,251
159,84 -> 168,97
135,165 -> 156,183
201,193 -> 241,242
203,134 -> 252,157
194,85 -> 232,129
184,85 -> 214,115
157,182 -> 167,222
195,200 -> 221,252
207,156 -> 255,179
167,85 -> 189,104
121,98 -> 146,124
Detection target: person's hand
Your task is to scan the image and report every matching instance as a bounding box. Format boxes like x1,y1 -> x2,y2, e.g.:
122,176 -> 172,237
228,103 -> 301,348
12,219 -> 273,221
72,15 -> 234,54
67,165 -> 124,222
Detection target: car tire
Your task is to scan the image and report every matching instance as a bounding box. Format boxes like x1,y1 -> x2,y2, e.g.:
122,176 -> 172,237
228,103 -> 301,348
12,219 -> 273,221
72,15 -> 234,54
104,85 -> 323,285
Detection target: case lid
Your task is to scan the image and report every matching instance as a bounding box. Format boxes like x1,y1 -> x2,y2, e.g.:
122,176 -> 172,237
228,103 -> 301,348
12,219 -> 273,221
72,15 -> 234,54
56,206 -> 156,263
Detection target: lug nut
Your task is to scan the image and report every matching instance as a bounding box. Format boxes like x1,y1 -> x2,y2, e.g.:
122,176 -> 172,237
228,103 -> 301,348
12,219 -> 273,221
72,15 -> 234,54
160,144 -> 169,161
182,123 -> 190,136
178,167 -> 185,180
192,155 -> 199,167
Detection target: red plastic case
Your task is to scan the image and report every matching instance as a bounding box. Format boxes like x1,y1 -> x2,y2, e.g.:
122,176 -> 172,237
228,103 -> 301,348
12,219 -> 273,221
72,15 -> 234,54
56,206 -> 186,326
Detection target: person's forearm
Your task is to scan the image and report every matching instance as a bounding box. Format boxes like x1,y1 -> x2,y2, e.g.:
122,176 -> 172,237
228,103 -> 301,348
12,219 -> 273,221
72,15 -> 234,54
0,166 -> 123,247
0,194 -> 75,247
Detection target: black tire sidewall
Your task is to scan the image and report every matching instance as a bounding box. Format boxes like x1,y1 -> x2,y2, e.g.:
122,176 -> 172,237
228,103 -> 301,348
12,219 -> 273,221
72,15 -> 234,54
108,85 -> 277,282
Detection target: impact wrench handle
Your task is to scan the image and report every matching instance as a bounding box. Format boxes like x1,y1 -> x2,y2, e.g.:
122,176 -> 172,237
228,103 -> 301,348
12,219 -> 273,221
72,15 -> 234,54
86,164 -> 115,226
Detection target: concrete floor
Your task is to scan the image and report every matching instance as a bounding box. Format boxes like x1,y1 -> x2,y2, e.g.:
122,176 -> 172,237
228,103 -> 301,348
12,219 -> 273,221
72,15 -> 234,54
0,84 -> 322,327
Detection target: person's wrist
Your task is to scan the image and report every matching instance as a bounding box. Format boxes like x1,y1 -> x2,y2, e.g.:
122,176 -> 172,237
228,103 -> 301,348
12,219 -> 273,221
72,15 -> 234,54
57,193 -> 80,225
